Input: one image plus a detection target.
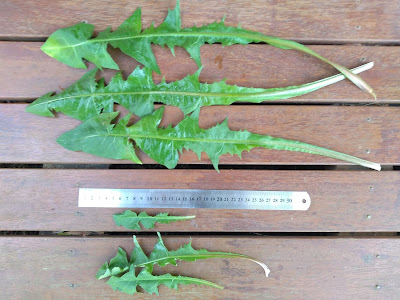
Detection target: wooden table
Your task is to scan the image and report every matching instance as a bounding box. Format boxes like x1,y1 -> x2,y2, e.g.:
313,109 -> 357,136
1,1 -> 399,298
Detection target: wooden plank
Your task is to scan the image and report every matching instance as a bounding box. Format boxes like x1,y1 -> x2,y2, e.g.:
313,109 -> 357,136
0,0 -> 399,43
1,236 -> 399,299
1,104 -> 398,166
1,42 -> 399,102
1,169 -> 399,232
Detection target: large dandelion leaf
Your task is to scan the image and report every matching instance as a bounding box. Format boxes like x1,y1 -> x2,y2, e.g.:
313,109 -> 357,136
41,0 -> 374,97
57,107 -> 381,171
26,63 -> 374,120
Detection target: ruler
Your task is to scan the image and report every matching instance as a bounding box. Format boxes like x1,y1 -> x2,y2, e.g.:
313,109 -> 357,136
79,188 -> 311,211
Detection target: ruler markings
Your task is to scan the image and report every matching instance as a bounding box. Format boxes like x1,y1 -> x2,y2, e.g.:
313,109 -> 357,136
79,188 -> 310,211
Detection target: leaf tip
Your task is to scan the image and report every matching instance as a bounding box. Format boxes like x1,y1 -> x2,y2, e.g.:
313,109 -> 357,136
195,65 -> 204,77
26,105 -> 55,118
154,68 -> 162,75
212,162 -> 221,173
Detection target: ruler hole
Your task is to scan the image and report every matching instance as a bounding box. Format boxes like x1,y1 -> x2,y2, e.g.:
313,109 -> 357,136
302,199 -> 307,203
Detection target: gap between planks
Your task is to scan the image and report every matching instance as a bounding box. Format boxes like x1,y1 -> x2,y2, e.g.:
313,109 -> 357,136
2,163 -> 395,171
0,231 -> 398,237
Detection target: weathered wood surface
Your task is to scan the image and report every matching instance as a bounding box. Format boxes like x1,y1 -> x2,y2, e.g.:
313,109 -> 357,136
1,236 -> 399,299
1,0 -> 400,299
1,42 -> 399,102
1,103 -> 397,166
1,169 -> 399,232
1,0 -> 399,44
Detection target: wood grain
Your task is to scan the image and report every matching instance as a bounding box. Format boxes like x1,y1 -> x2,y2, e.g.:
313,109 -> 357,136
1,169 -> 399,232
1,42 -> 399,102
1,2 -> 399,299
1,0 -> 399,43
1,236 -> 399,299
1,103 -> 398,166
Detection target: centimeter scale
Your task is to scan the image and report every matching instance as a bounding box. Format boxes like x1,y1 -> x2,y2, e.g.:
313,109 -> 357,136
79,188 -> 311,211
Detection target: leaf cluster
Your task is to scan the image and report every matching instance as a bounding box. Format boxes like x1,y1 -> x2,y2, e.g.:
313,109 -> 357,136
96,233 -> 268,295
26,1 -> 380,171
28,1 -> 382,296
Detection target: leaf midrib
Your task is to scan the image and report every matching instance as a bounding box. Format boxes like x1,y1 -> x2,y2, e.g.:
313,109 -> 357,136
135,253 -> 246,268
83,132 -> 324,157
79,131 -> 378,170
30,64 -> 371,110
44,31 -> 273,50
84,132 -> 290,147
120,275 -> 222,287
29,89 -> 281,109
121,216 -> 195,221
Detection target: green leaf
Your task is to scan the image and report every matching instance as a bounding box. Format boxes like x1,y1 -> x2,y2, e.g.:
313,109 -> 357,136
56,112 -> 142,164
132,233 -> 270,276
41,22 -> 118,70
57,107 -> 381,171
26,62 -> 374,120
107,268 -> 223,295
41,0 -> 375,97
113,211 -> 196,230
25,68 -> 106,120
97,233 -> 269,279
96,247 -> 130,280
